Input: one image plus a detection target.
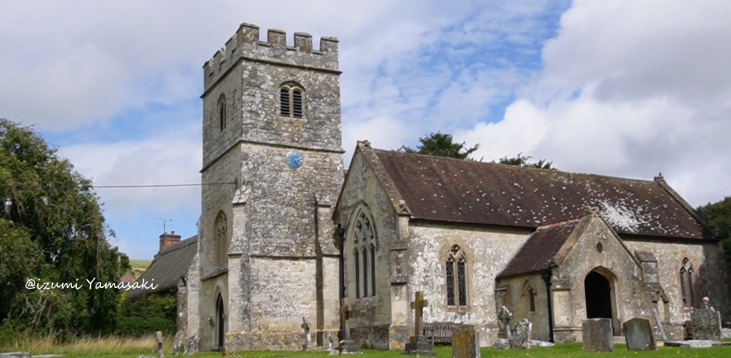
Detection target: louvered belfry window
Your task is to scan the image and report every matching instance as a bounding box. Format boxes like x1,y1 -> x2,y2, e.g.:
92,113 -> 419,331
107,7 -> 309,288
280,84 -> 304,118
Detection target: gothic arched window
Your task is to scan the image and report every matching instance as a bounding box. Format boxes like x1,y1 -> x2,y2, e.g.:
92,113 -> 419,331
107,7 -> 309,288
218,94 -> 227,131
446,245 -> 467,307
215,211 -> 228,265
279,84 -> 304,119
680,258 -> 695,307
352,211 -> 376,298
524,281 -> 536,312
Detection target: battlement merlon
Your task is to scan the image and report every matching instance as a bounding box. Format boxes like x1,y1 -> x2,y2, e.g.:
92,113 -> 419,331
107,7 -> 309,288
202,23 -> 340,93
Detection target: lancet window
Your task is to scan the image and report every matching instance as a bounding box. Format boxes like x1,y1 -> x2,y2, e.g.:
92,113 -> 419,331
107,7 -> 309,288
446,245 -> 467,306
679,258 -> 695,307
352,211 -> 377,298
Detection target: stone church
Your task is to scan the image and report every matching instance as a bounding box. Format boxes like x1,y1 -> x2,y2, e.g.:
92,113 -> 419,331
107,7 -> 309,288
170,23 -> 731,352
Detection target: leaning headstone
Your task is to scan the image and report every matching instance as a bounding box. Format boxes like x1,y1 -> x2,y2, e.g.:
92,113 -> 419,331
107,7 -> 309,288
183,335 -> 199,356
402,291 -> 436,356
155,331 -> 164,358
492,338 -> 509,350
691,307 -> 722,340
582,318 -> 613,352
509,319 -> 532,349
171,330 -> 184,356
452,325 -> 480,358
622,318 -> 656,351
0,353 -> 31,358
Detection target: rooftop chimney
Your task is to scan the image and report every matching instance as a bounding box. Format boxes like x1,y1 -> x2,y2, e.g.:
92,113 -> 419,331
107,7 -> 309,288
159,231 -> 181,254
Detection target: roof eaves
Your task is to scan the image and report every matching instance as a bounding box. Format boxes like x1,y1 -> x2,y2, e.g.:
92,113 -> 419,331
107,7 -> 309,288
653,175 -> 719,240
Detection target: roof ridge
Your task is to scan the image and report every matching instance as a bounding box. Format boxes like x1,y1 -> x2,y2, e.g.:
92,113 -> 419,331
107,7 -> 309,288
371,148 -> 656,183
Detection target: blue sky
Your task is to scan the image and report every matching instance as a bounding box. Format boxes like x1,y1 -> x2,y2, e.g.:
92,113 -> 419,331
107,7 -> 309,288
2,1 -> 730,259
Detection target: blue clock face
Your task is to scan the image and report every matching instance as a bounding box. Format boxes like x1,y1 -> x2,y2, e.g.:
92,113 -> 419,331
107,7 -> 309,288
286,151 -> 304,170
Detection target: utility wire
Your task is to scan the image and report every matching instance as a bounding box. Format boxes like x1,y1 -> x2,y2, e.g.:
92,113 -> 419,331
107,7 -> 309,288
0,182 -> 236,190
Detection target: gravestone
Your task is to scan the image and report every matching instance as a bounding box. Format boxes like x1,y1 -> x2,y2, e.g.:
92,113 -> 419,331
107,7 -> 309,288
497,306 -> 513,339
691,307 -> 722,340
155,331 -> 164,358
492,339 -> 509,350
183,335 -> 199,356
622,318 -> 657,351
582,318 -> 613,352
402,291 -> 436,356
171,330 -> 184,356
301,317 -> 315,350
338,298 -> 360,354
452,325 -> 480,358
509,319 -> 532,349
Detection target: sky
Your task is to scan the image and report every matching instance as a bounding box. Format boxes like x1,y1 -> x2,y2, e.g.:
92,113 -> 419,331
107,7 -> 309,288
1,0 -> 730,259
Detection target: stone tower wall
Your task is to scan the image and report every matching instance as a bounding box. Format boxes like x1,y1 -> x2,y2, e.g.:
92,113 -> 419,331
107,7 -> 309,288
198,22 -> 344,352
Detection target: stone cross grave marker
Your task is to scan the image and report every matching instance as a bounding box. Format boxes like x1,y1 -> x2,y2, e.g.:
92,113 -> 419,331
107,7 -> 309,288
582,318 -> 613,352
452,324 -> 481,358
338,297 -> 360,354
498,305 -> 513,338
691,307 -> 722,340
402,291 -> 436,356
622,318 -> 656,351
301,317 -> 315,350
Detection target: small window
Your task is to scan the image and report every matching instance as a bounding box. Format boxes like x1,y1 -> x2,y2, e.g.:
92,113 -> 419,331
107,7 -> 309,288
446,245 -> 467,307
215,211 -> 228,265
279,84 -> 304,118
218,95 -> 227,131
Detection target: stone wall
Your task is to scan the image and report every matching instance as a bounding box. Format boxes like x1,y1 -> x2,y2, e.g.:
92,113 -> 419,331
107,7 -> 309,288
199,274 -> 229,351
497,273 -> 551,341
186,248 -> 200,340
407,222 -> 532,347
333,149 -> 401,349
623,237 -> 731,324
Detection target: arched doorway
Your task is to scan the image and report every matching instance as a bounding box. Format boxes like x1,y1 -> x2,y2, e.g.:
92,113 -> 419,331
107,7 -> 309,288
216,293 -> 225,351
584,270 -> 619,335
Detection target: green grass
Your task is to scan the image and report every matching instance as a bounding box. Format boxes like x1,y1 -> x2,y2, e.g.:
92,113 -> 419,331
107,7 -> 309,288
129,259 -> 152,268
10,339 -> 731,358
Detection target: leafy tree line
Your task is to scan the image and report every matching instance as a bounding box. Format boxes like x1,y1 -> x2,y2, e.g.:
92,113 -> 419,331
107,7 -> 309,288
398,132 -> 554,169
0,118 -> 125,341
697,196 -> 731,265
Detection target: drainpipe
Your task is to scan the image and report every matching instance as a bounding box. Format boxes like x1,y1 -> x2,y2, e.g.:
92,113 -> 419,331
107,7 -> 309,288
541,270 -> 555,343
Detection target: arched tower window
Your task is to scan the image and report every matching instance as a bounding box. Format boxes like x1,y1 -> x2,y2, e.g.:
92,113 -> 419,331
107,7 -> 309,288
218,94 -> 227,131
215,211 -> 228,265
446,245 -> 467,307
279,84 -> 304,119
352,210 -> 377,298
680,258 -> 695,307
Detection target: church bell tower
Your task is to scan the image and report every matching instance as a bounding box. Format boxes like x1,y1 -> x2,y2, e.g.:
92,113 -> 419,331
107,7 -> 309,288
198,23 -> 344,351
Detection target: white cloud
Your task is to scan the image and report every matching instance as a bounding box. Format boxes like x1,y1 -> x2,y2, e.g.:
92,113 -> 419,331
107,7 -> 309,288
458,0 -> 731,207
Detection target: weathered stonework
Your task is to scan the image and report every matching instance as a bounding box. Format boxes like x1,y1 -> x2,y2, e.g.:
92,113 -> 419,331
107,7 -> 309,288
195,23 -> 343,352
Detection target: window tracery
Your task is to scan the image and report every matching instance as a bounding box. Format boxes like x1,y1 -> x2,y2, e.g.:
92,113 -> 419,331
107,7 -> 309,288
352,210 -> 376,298
446,245 -> 467,306
215,211 -> 228,265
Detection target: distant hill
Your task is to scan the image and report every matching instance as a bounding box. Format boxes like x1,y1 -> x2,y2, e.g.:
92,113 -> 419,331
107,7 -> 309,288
129,259 -> 153,279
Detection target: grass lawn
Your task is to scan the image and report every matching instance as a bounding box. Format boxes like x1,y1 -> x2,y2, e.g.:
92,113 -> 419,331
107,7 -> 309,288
31,342 -> 731,358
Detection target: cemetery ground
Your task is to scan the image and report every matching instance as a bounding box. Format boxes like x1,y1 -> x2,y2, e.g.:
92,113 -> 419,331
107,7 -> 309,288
6,340 -> 731,358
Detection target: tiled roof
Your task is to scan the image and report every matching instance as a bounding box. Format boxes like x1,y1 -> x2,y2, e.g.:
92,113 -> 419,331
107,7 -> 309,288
372,149 -> 713,240
126,235 -> 197,299
497,219 -> 582,279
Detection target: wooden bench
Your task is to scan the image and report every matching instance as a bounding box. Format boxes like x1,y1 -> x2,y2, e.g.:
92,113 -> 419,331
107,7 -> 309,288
422,322 -> 460,345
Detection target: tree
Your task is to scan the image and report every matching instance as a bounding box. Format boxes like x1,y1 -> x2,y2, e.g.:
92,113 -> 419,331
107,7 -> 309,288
398,132 -> 481,160
0,118 -> 122,340
495,152 -> 555,169
697,196 -> 731,265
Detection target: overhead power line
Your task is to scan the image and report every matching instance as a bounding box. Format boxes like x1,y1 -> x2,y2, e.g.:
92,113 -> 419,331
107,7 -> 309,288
0,182 -> 236,190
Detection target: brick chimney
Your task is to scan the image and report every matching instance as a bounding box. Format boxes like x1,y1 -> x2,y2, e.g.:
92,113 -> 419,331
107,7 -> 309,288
159,231 -> 181,254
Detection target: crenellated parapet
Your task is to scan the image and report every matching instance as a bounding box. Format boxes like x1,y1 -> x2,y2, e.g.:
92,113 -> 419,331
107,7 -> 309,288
203,23 -> 339,92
